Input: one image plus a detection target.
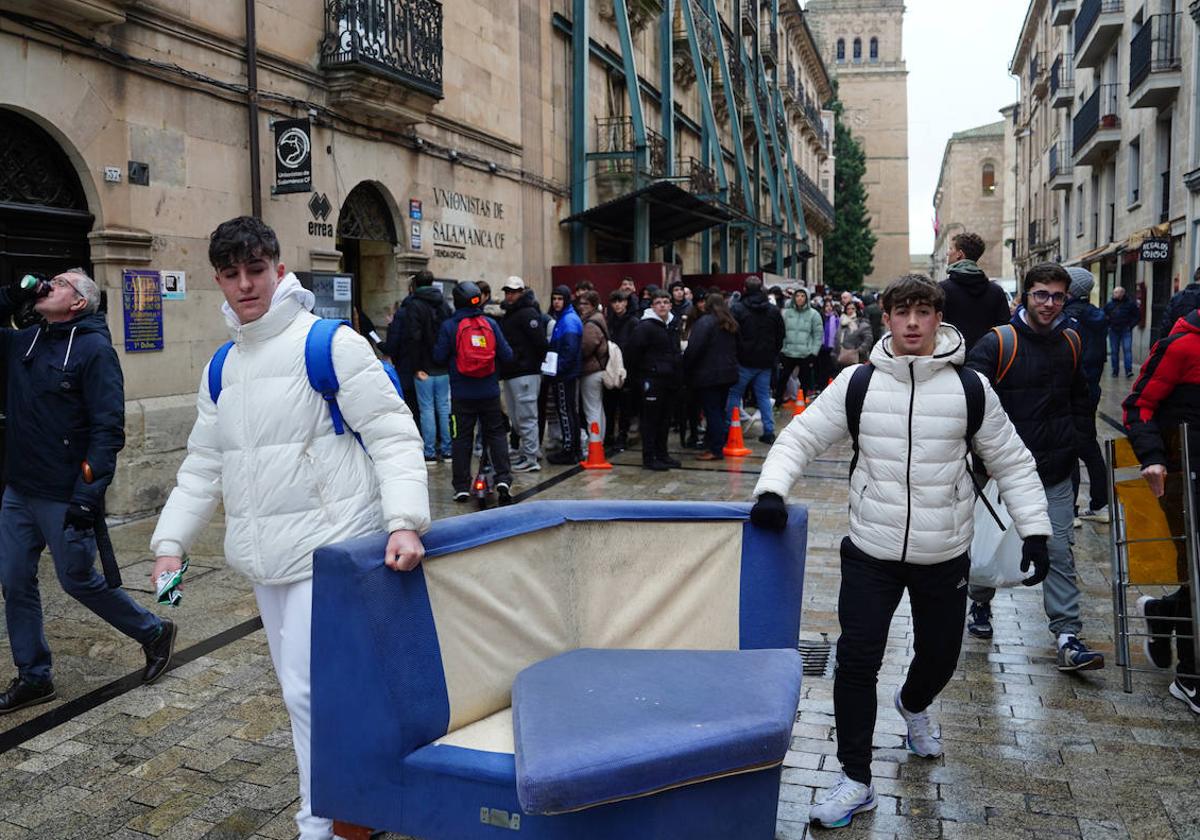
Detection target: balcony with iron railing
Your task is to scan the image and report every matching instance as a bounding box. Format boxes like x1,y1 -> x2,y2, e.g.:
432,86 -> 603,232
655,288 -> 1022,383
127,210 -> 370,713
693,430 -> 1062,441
593,117 -> 668,200
1129,13 -> 1182,109
320,0 -> 444,129
761,21 -> 778,68
740,0 -> 755,32
1028,220 -> 1043,252
1052,0 -> 1078,26
1075,0 -> 1124,68
797,167 -> 834,230
1050,54 -> 1075,108
1030,51 -> 1048,98
1049,142 -> 1074,190
1073,83 -> 1121,165
675,157 -> 718,197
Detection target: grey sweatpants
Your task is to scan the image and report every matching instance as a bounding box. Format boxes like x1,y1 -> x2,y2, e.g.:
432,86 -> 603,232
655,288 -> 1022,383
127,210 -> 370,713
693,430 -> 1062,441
969,476 -> 1081,637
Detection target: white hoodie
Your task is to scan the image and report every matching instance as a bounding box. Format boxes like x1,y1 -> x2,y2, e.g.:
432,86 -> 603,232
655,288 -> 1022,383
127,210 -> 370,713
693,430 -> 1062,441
150,273 -> 430,584
754,325 -> 1049,564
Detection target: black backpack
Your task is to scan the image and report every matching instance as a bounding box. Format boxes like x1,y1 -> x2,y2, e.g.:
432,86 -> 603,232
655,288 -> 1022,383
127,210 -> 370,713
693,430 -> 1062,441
1161,286 -> 1200,336
844,363 -> 1004,528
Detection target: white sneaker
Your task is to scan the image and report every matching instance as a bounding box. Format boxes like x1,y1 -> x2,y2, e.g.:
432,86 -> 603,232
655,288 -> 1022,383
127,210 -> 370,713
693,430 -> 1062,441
1080,506 -> 1110,523
894,687 -> 943,758
809,773 -> 876,829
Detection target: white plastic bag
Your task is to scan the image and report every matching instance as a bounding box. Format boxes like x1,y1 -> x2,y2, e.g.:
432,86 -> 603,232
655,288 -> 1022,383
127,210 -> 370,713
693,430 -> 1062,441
540,351 -> 558,376
968,479 -> 1025,589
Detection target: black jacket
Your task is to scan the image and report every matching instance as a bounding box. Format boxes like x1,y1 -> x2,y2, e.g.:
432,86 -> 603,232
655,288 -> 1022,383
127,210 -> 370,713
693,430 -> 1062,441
404,286 -> 451,375
682,313 -> 738,388
499,291 -> 548,379
0,289 -> 125,507
625,312 -> 682,388
1063,298 -> 1108,394
383,294 -> 414,374
966,310 -> 1092,485
1160,282 -> 1200,336
606,308 -> 638,351
940,269 -> 1011,351
1104,297 -> 1140,331
731,291 -> 785,368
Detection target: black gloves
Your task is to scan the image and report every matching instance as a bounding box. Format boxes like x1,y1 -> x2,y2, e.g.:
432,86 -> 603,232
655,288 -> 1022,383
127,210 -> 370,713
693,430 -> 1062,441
1020,535 -> 1049,586
750,492 -> 788,531
64,502 -> 97,533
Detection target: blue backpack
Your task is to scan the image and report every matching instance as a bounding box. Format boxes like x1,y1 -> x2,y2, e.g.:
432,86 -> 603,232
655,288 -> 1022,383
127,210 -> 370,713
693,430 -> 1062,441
207,319 -> 403,440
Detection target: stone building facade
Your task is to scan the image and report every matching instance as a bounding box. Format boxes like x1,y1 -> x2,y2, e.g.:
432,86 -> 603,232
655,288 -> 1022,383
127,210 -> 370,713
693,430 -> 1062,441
805,0 -> 911,288
0,0 -> 834,515
931,121 -> 1008,283
1010,0 -> 1196,359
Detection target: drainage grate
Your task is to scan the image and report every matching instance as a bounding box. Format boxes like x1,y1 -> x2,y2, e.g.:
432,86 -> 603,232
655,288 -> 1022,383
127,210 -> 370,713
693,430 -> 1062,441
797,635 -> 834,678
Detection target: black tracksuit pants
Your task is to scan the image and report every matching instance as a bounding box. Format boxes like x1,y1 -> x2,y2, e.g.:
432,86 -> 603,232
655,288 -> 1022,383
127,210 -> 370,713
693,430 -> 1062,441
834,537 -> 970,785
639,380 -> 677,465
451,397 -> 512,493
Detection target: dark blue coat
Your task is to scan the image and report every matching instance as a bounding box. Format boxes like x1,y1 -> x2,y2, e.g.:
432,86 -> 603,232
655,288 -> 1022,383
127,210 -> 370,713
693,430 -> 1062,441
432,307 -> 513,400
1064,298 -> 1108,397
1104,297 -> 1140,331
549,304 -> 583,380
0,289 -> 124,507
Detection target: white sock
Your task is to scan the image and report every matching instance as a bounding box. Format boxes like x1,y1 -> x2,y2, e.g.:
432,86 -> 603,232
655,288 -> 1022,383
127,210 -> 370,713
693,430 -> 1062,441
1057,633 -> 1076,649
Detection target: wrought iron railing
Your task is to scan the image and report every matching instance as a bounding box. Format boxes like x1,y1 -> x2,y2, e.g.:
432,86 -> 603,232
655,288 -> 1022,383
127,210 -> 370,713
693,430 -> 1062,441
1029,52 -> 1043,86
1130,13 -> 1181,92
594,117 -> 668,178
320,0 -> 444,97
797,167 -> 833,225
1075,0 -> 1123,55
1049,143 -> 1072,180
804,96 -> 828,148
1073,83 -> 1120,155
1160,170 -> 1171,222
1028,220 -> 1042,251
727,181 -> 747,214
761,23 -> 778,66
1050,53 -> 1074,100
675,156 -> 717,196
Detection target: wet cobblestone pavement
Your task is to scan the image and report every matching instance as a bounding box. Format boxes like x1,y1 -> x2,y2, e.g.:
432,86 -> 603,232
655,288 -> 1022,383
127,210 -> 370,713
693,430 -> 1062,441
1,385 -> 1197,839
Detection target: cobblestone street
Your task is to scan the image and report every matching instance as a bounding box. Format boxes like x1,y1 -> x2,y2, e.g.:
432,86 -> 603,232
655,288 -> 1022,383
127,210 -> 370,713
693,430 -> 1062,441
0,386 -> 1197,839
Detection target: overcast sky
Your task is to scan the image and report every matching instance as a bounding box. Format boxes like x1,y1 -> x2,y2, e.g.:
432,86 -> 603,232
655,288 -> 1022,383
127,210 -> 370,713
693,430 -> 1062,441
904,0 -> 1027,256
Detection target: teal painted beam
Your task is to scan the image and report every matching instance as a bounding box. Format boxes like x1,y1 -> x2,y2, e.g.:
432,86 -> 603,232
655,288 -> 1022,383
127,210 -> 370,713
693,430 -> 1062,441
613,0 -> 650,261
680,0 -> 728,195
660,0 -> 674,177
570,0 -> 588,262
703,0 -> 754,259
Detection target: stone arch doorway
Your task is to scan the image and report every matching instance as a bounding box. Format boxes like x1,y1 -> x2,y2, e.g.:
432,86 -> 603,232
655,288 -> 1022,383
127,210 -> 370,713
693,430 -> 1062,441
0,108 -> 94,290
337,181 -> 399,343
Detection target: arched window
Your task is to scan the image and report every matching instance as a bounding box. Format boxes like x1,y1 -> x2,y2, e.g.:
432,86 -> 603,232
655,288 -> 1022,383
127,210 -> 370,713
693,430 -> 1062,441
982,163 -> 997,196
869,37 -> 879,61
853,38 -> 862,61
836,38 -> 845,62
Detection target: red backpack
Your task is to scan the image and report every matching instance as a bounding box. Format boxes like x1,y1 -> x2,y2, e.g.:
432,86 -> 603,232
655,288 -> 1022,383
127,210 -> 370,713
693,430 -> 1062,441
455,315 -> 497,377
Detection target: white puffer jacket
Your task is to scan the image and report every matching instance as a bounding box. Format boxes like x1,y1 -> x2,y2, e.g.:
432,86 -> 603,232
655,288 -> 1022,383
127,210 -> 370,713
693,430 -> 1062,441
150,274 -> 430,585
755,325 -> 1050,564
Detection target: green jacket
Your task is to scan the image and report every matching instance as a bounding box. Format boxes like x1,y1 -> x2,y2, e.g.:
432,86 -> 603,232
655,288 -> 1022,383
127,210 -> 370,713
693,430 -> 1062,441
781,301 -> 823,358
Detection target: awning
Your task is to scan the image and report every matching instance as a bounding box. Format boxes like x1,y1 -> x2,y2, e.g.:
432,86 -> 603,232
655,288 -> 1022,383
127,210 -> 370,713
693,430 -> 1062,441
1124,222 -> 1171,251
561,180 -> 735,245
1068,241 -> 1122,266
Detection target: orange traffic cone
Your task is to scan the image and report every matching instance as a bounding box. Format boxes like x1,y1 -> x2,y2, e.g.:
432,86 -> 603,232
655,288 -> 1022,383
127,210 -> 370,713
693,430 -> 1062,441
723,407 -> 752,457
792,396 -> 807,416
804,389 -> 816,405
579,422 -> 613,470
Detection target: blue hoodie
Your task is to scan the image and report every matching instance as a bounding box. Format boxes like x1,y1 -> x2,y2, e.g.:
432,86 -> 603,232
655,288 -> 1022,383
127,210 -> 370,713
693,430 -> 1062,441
549,286 -> 583,380
433,306 -> 513,400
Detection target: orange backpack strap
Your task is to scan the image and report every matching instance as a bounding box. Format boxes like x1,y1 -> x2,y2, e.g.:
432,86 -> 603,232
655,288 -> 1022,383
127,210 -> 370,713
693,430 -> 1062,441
1063,327 -> 1081,371
992,324 -> 1019,385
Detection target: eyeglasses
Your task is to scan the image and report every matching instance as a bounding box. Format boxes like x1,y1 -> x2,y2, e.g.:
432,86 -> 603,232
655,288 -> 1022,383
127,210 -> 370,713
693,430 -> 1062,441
51,276 -> 85,300
1029,290 -> 1067,306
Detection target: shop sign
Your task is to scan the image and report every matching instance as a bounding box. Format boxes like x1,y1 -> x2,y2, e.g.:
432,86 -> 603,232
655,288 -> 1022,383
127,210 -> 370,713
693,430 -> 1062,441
410,199 -> 422,220
430,186 -> 507,261
308,191 -> 334,238
1139,237 -> 1170,263
274,118 -> 312,195
123,269 -> 164,352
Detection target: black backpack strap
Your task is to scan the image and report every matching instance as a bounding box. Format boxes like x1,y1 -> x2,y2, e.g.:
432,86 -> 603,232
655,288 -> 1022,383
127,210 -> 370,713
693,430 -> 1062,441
956,364 -> 1005,530
844,364 -> 875,480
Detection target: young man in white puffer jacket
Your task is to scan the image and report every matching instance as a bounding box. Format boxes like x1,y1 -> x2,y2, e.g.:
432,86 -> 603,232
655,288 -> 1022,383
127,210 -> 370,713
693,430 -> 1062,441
749,275 -> 1050,830
149,217 -> 429,840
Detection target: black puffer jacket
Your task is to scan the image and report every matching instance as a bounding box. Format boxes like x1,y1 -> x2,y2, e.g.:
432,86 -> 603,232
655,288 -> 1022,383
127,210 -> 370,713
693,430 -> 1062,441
940,268 -> 1011,351
606,307 -> 638,351
682,313 -> 738,387
967,310 -> 1091,485
404,285 -> 451,375
499,290 -> 548,379
731,290 -> 785,368
625,310 -> 682,387
0,289 -> 124,507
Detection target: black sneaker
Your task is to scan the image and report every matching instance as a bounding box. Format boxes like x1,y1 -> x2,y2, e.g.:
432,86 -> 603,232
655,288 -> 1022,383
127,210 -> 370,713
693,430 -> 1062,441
454,491 -> 470,503
759,433 -> 776,444
642,461 -> 670,472
1169,676 -> 1200,714
497,483 -> 514,506
967,601 -> 993,639
1137,596 -> 1174,669
142,618 -> 177,684
0,677 -> 56,714
661,456 -> 682,468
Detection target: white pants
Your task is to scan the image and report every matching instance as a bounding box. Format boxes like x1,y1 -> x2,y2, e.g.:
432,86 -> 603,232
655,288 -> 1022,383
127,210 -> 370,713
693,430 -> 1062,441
255,578 -> 335,840
580,371 -> 605,444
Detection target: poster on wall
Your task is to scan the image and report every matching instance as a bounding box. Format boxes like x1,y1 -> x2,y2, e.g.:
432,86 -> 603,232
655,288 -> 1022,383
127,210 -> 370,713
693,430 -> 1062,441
273,118 -> 312,194
122,269 -> 164,352
161,270 -> 186,300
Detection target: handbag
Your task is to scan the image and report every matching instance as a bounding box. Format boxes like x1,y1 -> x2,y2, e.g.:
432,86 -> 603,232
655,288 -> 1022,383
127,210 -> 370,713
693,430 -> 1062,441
968,479 -> 1024,588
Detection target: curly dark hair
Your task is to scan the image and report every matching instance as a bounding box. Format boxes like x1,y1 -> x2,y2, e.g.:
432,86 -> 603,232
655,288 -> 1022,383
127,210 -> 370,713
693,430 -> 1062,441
208,216 -> 280,270
880,274 -> 945,314
952,232 -> 986,262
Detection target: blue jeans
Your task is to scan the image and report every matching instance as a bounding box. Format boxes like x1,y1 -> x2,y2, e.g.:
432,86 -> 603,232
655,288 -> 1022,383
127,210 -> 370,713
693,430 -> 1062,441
725,366 -> 774,435
969,477 -> 1081,637
0,488 -> 162,683
415,374 -> 451,457
1109,328 -> 1133,375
